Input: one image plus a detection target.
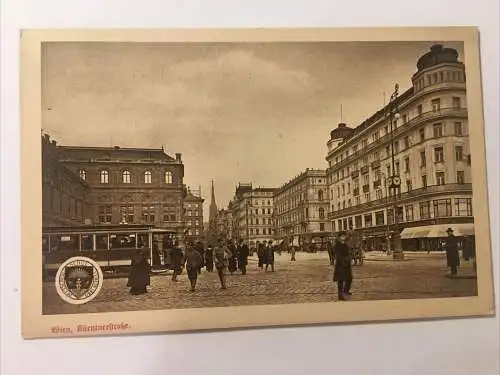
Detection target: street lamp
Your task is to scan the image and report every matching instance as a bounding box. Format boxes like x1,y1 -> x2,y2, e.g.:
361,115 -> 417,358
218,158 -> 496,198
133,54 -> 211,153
386,83 -> 404,260
376,171 -> 391,255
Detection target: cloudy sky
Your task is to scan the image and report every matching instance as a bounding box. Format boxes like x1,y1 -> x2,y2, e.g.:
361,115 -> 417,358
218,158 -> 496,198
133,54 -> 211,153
42,40 -> 464,220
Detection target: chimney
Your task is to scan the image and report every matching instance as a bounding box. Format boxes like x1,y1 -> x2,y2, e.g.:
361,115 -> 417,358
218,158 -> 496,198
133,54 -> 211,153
51,140 -> 57,146
175,153 -> 182,162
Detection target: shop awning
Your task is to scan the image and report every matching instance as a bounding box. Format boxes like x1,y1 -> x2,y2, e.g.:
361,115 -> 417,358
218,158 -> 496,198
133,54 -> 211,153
400,223 -> 474,239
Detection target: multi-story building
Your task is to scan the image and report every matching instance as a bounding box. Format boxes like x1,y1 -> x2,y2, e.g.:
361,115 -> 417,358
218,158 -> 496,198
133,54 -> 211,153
231,183 -> 275,247
45,136 -> 187,239
183,187 -> 204,244
325,44 -> 473,251
42,134 -> 92,226
215,208 -> 233,240
274,168 -> 330,247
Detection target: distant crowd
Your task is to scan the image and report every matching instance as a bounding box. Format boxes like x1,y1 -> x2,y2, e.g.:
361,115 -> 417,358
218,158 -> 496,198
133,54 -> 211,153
126,227 -> 476,302
126,237 -> 285,295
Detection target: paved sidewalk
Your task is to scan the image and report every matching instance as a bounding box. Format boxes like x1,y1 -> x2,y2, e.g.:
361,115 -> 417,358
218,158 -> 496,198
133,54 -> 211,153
43,252 -> 477,315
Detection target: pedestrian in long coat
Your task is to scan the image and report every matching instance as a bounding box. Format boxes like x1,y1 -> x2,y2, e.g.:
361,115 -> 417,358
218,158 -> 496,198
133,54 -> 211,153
464,235 -> 477,272
205,245 -> 214,272
462,235 -> 475,261
184,244 -> 203,292
194,241 -> 205,274
152,240 -> 161,267
444,228 -> 460,276
214,239 -> 231,289
333,231 -> 353,301
327,240 -> 334,265
127,249 -> 151,295
257,241 -> 265,268
264,240 -> 275,272
237,239 -> 250,275
227,240 -> 238,275
170,241 -> 184,281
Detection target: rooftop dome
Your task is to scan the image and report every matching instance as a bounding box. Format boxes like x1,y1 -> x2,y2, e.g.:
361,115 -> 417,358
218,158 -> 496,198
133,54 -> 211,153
416,44 -> 460,71
330,123 -> 354,140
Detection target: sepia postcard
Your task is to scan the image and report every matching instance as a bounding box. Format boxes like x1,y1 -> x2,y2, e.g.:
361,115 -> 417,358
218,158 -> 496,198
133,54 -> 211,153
20,27 -> 495,339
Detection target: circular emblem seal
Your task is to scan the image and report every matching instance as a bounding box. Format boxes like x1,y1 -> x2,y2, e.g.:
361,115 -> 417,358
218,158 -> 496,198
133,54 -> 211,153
55,256 -> 104,305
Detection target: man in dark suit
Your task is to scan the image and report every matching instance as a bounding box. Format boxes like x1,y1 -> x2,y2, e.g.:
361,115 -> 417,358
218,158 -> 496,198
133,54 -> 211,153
237,238 -> 250,275
444,227 -> 460,276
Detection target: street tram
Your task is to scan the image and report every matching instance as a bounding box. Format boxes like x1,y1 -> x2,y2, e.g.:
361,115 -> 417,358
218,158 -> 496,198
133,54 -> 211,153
42,224 -> 176,279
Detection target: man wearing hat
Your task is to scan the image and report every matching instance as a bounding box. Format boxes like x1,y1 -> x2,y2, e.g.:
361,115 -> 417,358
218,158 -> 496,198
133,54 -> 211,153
444,227 -> 460,276
264,240 -> 275,272
333,231 -> 353,301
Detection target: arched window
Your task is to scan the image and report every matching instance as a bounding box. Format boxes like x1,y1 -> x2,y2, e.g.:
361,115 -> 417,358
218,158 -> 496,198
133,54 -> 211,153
79,169 -> 86,181
319,207 -> 325,219
318,190 -> 324,201
164,171 -> 172,184
100,170 -> 109,184
144,171 -> 152,184
122,170 -> 131,184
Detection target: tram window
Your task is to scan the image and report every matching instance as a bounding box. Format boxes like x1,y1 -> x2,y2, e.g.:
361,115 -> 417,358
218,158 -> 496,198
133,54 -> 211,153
81,235 -> 93,251
125,234 -> 135,247
96,234 -> 109,250
49,235 -> 59,251
110,235 -> 120,249
42,236 -> 50,252
57,235 -> 78,251
138,234 -> 148,248
113,233 -> 136,248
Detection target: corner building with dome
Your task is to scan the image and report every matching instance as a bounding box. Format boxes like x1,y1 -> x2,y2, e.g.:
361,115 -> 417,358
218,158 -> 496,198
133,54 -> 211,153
325,44 -> 474,251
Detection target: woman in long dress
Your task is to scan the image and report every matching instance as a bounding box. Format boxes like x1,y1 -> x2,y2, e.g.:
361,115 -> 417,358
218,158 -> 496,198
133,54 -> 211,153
127,249 -> 151,295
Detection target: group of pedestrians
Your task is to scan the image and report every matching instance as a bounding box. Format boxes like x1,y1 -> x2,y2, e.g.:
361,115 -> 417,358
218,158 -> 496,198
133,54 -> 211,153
256,240 -> 276,271
128,238 -> 253,294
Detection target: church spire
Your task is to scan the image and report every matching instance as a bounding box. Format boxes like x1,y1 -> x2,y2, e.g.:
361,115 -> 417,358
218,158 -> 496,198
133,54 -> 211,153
209,180 -> 218,222
207,180 -> 219,245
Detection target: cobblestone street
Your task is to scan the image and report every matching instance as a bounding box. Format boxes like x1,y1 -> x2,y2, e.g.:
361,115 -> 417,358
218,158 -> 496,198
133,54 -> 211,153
43,252 -> 477,315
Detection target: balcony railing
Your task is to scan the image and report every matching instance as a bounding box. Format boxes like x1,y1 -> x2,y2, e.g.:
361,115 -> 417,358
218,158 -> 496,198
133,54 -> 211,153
371,160 -> 381,169
350,170 -> 360,178
373,180 -> 382,189
360,165 -> 369,174
327,107 -> 468,169
327,183 -> 471,219
353,188 -> 360,196
362,184 -> 370,193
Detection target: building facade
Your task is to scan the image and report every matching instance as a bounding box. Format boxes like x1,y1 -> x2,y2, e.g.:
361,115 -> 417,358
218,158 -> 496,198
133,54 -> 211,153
325,44 -> 473,250
215,208 -> 233,240
274,169 -> 330,247
183,187 -> 204,244
43,135 -> 187,239
42,134 -> 92,227
231,183 -> 275,247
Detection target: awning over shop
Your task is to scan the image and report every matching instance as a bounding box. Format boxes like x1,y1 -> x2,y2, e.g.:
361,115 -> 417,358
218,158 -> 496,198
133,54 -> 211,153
400,223 -> 474,239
